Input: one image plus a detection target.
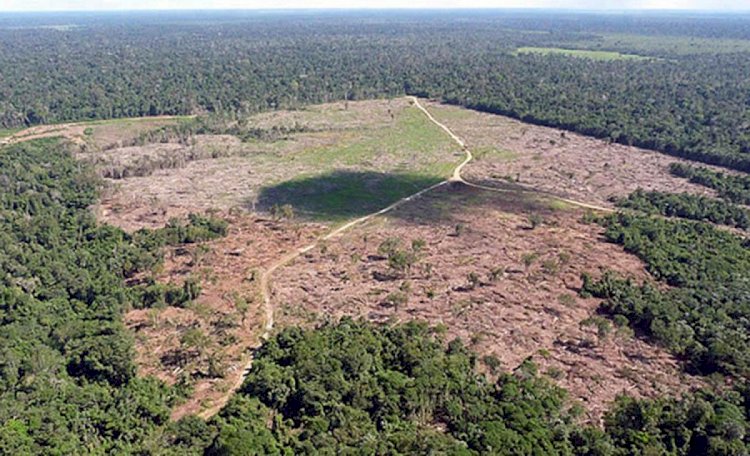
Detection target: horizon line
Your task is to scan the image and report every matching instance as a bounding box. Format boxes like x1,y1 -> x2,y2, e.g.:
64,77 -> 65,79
2,7 -> 750,13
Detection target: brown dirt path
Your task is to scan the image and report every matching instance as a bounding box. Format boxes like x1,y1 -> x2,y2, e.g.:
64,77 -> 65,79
410,98 -> 614,213
197,97 -> 617,419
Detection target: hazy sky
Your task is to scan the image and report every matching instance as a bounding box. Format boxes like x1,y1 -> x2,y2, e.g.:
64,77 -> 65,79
1,0 -> 748,12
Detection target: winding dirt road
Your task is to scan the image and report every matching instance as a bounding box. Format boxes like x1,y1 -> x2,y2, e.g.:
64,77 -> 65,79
1,98 -> 611,419
197,97 -> 612,418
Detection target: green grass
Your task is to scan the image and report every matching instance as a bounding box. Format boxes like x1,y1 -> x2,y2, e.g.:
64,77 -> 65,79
593,33 -> 750,56
515,47 -> 650,61
297,107 -> 456,170
473,147 -> 517,162
258,106 -> 462,222
546,199 -> 574,211
0,128 -> 22,139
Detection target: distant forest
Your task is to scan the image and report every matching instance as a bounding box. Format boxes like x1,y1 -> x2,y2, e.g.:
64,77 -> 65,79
1,11 -> 750,171
4,11 -> 750,454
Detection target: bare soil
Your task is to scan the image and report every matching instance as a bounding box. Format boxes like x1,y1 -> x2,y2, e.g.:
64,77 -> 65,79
94,97 -> 451,231
58,97 -> 710,423
94,132 -> 344,228
124,211 -> 326,420
0,116 -> 184,149
271,185 -> 700,422
425,101 -> 723,207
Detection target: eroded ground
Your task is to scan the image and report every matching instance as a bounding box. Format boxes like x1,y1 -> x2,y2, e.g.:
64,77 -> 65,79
271,185 -> 699,421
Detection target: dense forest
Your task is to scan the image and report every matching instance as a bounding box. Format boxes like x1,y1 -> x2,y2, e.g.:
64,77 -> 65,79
582,212 -> 750,377
0,139 -> 173,453
3,10 -> 750,455
168,320 -> 750,455
1,11 -> 750,170
616,189 -> 750,229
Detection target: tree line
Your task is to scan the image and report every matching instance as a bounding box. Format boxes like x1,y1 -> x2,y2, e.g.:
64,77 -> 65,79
616,189 -> 750,230
3,136 -> 750,454
1,12 -> 749,171
670,163 -> 750,205
164,319 -> 750,455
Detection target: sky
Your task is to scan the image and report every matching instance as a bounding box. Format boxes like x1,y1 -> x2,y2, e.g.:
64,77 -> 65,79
1,0 -> 748,12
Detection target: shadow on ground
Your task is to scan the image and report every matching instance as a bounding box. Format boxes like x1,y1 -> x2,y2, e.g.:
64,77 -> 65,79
254,170 -> 578,225
254,170 -> 444,221
390,180 -> 577,226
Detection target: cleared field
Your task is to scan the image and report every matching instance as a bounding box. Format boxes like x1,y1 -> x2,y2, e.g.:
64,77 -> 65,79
97,98 -> 462,229
271,185 -> 699,421
592,33 -> 750,55
114,98 -> 461,417
76,97 -> 711,421
0,116 -> 189,149
515,46 -> 649,60
425,101 -> 721,207
126,212 -> 326,420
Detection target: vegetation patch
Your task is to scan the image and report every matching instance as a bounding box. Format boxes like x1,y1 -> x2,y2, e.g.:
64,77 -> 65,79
617,189 -> 750,230
583,212 -> 750,377
162,319 -> 750,455
670,162 -> 750,205
515,46 -> 650,60
177,320 -> 581,454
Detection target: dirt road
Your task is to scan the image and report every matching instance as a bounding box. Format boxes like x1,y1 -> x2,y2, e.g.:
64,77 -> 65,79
197,97 -> 612,418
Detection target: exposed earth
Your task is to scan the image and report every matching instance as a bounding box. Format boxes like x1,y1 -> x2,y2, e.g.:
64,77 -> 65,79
5,97 -> 710,422
424,100 -> 722,207
270,184 -> 699,422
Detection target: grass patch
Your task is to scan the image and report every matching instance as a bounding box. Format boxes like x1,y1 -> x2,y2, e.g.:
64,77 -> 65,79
0,128 -> 22,140
257,105 -> 461,222
296,106 -> 457,173
594,33 -> 750,55
473,147 -> 517,162
515,47 -> 649,61
546,199 -> 574,211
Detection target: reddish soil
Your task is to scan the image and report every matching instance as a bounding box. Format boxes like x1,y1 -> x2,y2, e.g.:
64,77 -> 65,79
271,184 -> 700,422
425,101 -> 724,207
123,212 -> 326,420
